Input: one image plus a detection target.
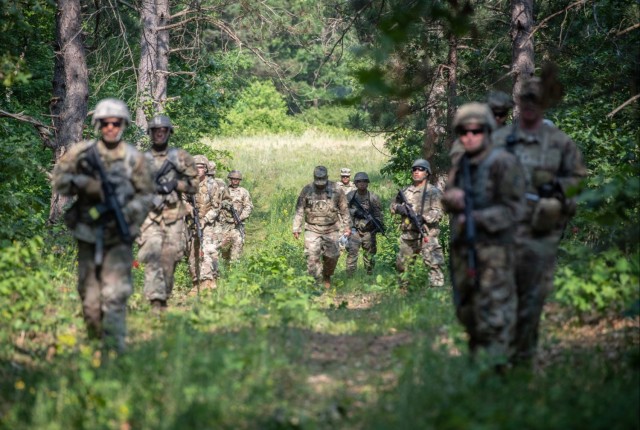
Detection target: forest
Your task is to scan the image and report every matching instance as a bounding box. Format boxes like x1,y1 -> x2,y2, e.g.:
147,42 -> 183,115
0,0 -> 638,428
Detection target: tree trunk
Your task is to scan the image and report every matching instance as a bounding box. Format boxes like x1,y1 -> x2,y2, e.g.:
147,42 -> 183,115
422,66 -> 446,172
510,0 -> 535,118
49,0 -> 89,223
446,33 -> 458,150
136,0 -> 170,132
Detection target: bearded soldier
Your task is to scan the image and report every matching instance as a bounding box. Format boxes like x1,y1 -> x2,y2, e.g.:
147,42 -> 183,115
346,172 -> 384,276
218,170 -> 253,263
53,98 -> 153,352
293,166 -> 351,289
187,155 -> 231,291
138,115 -> 198,311
492,77 -> 587,365
442,103 -> 524,365
390,159 -> 445,288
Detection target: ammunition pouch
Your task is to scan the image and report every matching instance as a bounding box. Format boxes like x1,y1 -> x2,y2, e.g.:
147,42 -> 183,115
531,197 -> 563,233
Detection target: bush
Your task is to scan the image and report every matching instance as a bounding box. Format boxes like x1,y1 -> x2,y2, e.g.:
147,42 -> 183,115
220,80 -> 305,136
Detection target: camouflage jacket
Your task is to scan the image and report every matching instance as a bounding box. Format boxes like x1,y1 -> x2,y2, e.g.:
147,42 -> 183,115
444,146 -> 524,244
53,139 -> 154,244
492,122 -> 587,230
143,147 -> 198,225
346,190 -> 383,233
336,181 -> 356,195
391,182 -> 443,239
192,176 -> 231,227
219,186 -> 253,224
293,182 -> 349,234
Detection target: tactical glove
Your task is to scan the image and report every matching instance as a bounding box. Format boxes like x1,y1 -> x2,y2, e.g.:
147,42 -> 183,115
157,179 -> 177,195
394,203 -> 409,216
74,174 -> 103,201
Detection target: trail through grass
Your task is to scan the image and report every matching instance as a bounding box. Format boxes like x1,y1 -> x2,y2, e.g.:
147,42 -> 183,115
1,132 -> 638,429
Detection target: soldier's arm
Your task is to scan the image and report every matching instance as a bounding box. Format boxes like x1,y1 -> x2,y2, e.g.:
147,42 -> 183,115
423,187 -> 444,224
292,188 -> 307,234
371,194 -> 384,228
52,142 -> 90,196
389,190 -> 403,215
472,155 -> 524,233
176,150 -> 198,194
122,150 -> 155,227
239,189 -> 253,221
336,188 -> 351,233
557,135 -> 587,200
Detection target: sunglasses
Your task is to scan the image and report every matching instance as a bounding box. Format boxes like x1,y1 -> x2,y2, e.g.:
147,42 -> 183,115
458,128 -> 484,136
100,120 -> 122,128
492,110 -> 508,118
412,166 -> 426,172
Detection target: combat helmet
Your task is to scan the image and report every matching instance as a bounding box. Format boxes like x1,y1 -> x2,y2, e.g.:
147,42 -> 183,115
453,102 -> 497,133
227,170 -> 243,180
411,159 -> 432,175
353,172 -> 369,182
340,167 -> 351,177
92,98 -> 131,127
147,115 -> 174,133
487,91 -> 514,110
313,166 -> 329,186
193,154 -> 209,170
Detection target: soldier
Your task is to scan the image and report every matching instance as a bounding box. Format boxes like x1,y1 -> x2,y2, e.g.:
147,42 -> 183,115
487,90 -> 514,129
390,159 -> 445,287
187,155 -> 231,291
53,98 -> 153,352
492,77 -> 587,365
442,103 -> 524,364
137,115 -> 198,311
336,167 -> 356,195
346,172 -> 384,276
219,170 -> 253,263
293,166 -> 351,289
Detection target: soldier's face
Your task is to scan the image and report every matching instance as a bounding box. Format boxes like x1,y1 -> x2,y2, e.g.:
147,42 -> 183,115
196,164 -> 207,179
458,122 -> 485,153
100,117 -> 124,144
355,180 -> 368,191
341,175 -> 350,184
519,98 -> 543,125
229,178 -> 241,188
411,167 -> 428,182
151,127 -> 169,146
492,109 -> 509,126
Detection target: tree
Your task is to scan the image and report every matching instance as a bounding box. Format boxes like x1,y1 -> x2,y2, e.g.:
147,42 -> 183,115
510,0 -> 534,118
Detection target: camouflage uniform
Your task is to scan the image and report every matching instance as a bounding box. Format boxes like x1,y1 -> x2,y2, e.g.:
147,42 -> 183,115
492,78 -> 587,363
346,187 -> 383,276
219,172 -> 253,263
293,166 -> 350,285
187,157 -> 231,289
443,102 -> 524,362
53,98 -> 153,352
138,142 -> 197,305
391,162 -> 445,287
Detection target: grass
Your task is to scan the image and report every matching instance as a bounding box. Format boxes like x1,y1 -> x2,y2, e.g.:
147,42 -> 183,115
0,131 -> 638,429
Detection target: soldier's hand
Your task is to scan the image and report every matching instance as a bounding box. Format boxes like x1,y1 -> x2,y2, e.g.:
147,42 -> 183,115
293,232 -> 300,240
157,179 -> 177,195
443,188 -> 465,212
74,174 -> 103,201
394,203 -> 409,216
344,227 -> 352,237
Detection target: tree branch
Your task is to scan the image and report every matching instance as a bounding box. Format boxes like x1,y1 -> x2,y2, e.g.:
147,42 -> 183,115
527,0 -> 590,42
606,94 -> 640,118
0,110 -> 54,148
614,23 -> 640,38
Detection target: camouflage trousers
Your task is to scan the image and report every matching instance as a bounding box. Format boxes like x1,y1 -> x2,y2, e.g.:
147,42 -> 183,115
346,230 -> 377,276
304,229 -> 341,281
396,234 -> 445,287
187,224 -> 219,282
451,243 -> 517,362
218,222 -> 244,263
511,232 -> 560,364
138,218 -> 186,301
77,240 -> 133,353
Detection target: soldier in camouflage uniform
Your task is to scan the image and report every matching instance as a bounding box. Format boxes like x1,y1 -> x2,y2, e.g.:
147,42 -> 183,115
346,172 -> 383,276
492,77 -> 587,365
53,98 -> 154,352
442,103 -> 524,364
138,115 -> 198,310
293,166 -> 351,289
390,159 -> 445,287
336,167 -> 356,195
219,170 -> 253,263
187,155 -> 231,291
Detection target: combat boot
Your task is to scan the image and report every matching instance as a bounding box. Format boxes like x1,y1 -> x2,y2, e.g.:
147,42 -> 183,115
150,299 -> 167,313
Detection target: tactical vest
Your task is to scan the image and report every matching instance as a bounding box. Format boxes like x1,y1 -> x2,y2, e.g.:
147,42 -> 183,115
304,184 -> 339,226
455,148 -> 503,212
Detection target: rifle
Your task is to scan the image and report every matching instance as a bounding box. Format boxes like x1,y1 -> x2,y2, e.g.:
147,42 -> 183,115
88,144 -> 133,269
229,205 -> 245,242
189,194 -> 203,295
460,154 -> 479,291
151,159 -> 176,209
396,188 -> 426,241
348,193 -> 387,238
